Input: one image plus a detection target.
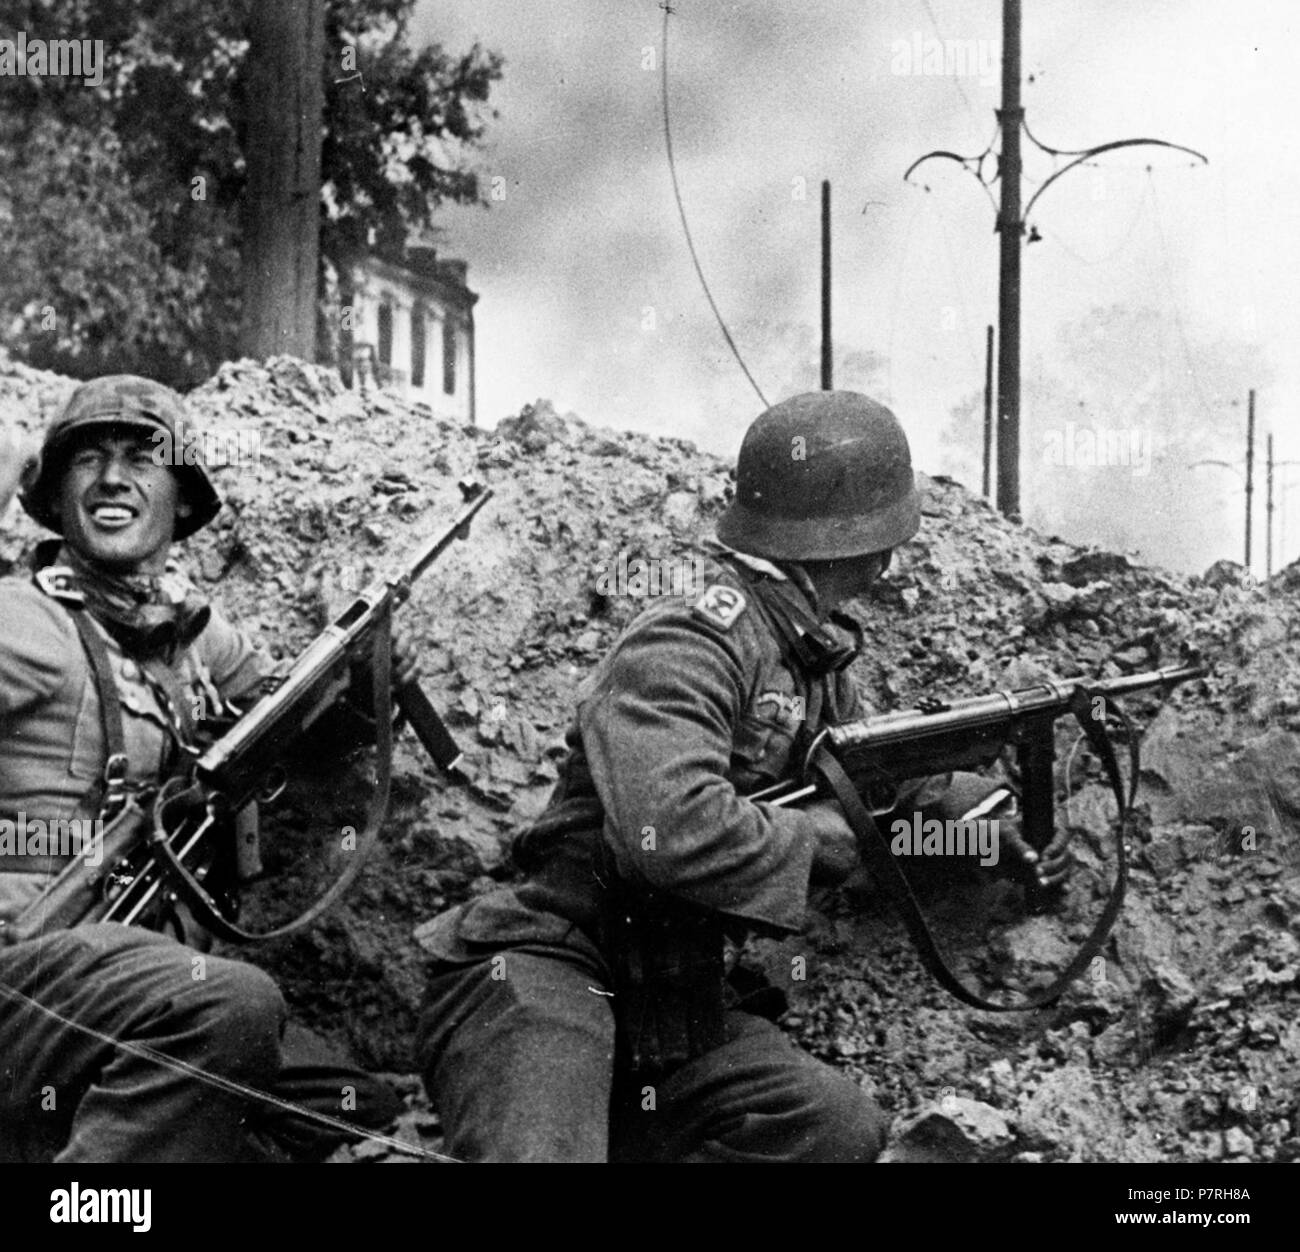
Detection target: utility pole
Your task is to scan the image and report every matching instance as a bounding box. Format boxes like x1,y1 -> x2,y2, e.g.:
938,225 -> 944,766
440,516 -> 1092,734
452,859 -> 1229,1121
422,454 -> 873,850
905,1 -> 1206,520
982,324 -> 994,499
1245,390 -> 1255,571
1190,390 -> 1270,577
1264,427 -> 1300,584
995,0 -> 1022,516
1267,433 -> 1274,580
239,0 -> 326,361
821,180 -> 832,390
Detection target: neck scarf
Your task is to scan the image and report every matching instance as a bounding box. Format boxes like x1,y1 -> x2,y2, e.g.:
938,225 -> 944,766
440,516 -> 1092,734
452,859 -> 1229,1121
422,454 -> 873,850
34,540 -> 211,658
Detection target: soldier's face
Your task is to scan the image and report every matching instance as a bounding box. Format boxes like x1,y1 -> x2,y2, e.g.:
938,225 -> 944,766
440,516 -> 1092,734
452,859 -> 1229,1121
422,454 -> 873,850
54,429 -> 192,574
840,550 -> 891,594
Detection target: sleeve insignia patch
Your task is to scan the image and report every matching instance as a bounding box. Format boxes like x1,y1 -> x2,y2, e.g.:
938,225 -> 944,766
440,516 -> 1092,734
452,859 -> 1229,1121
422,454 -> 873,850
692,584 -> 747,631
756,690 -> 805,722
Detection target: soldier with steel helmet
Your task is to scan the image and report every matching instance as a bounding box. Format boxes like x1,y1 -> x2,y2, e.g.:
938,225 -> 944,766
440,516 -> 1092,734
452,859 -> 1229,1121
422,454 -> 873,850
0,376 -> 402,1162
415,390 -> 1073,1162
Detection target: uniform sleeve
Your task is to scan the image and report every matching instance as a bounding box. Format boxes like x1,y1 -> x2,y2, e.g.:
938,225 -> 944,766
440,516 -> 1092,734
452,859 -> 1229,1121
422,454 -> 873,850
580,610 -> 818,933
195,604 -> 276,708
0,586 -> 75,718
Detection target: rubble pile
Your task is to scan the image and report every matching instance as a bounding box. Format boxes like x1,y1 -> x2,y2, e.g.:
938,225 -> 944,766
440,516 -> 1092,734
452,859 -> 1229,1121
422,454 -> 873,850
2,351 -> 1298,1163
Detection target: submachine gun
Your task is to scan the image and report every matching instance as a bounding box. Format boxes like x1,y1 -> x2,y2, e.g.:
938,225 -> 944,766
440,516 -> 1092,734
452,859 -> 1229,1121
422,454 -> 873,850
750,664 -> 1204,1011
3,480 -> 492,947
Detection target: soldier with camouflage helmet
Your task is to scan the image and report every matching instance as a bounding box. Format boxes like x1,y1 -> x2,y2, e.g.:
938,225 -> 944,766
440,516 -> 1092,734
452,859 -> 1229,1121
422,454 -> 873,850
415,390 -> 1072,1162
0,375 -> 407,1162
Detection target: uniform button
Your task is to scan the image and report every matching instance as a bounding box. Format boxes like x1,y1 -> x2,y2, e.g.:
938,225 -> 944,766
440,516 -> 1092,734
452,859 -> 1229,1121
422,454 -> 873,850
121,660 -> 140,680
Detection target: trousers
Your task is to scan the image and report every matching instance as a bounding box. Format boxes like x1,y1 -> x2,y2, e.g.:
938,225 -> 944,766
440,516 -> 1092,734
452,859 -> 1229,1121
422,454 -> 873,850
0,923 -> 399,1162
416,936 -> 887,1163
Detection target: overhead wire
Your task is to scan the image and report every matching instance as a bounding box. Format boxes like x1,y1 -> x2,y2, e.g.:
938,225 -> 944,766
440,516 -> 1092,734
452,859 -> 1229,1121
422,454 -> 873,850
1146,172 -> 1224,428
1046,174 -> 1153,268
660,4 -> 769,408
918,0 -> 980,128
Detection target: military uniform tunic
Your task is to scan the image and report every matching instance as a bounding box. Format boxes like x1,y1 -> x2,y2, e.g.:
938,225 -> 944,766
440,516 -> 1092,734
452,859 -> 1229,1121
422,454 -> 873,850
0,574 -> 398,1161
417,552 -> 915,1161
0,576 -> 266,919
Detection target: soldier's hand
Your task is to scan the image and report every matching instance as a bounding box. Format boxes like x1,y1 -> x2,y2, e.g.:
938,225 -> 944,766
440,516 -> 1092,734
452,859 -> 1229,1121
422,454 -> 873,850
803,798 -> 859,885
391,621 -> 421,689
1000,814 -> 1073,890
0,421 -> 39,514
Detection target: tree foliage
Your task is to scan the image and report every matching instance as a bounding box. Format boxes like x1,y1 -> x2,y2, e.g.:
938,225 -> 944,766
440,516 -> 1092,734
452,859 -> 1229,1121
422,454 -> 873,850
0,0 -> 502,385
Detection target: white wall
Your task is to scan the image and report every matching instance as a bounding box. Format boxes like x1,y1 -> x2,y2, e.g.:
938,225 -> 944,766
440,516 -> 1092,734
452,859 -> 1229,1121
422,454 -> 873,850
349,263 -> 474,424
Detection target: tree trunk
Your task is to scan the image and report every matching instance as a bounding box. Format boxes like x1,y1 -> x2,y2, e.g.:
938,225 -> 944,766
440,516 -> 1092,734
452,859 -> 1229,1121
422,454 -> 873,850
238,0 -> 325,362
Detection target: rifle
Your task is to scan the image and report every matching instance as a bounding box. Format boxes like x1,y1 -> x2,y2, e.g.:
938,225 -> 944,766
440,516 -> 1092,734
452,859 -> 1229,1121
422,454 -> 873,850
752,664 -> 1203,1011
4,479 -> 492,947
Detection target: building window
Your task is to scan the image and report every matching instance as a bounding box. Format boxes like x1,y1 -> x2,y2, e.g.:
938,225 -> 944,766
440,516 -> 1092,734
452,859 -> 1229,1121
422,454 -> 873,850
443,316 -> 457,396
411,305 -> 427,389
377,302 -> 393,366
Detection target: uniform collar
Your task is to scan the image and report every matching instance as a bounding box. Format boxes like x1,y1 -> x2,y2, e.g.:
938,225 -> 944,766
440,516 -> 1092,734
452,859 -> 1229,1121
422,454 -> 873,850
708,540 -> 824,617
32,540 -> 210,658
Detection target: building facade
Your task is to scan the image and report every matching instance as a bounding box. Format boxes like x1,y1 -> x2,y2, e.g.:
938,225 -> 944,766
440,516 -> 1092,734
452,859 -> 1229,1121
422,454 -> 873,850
347,247 -> 477,425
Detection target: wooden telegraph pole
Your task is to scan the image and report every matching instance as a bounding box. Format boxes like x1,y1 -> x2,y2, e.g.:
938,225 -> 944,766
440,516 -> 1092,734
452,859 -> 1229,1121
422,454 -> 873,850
982,324 -> 995,499
239,0 -> 326,361
995,0 -> 1023,516
821,180 -> 833,390
1245,390 -> 1255,571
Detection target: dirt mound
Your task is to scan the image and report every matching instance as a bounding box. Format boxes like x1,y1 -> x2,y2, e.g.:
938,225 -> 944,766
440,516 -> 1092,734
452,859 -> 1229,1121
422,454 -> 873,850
3,351 -> 1298,1163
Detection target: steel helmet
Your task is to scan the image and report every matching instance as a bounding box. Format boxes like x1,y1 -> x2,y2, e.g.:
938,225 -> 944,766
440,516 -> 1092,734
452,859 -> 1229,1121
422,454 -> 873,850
20,375 -> 221,541
716,391 -> 921,561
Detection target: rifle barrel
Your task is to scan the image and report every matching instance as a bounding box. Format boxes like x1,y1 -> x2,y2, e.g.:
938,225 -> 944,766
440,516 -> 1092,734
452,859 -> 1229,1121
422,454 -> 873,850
825,665 -> 1204,753
404,484 -> 493,586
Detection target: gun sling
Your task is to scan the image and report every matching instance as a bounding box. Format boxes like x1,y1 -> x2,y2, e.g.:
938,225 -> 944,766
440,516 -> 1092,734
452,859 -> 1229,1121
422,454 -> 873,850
813,686 -> 1139,1012
141,606 -> 395,943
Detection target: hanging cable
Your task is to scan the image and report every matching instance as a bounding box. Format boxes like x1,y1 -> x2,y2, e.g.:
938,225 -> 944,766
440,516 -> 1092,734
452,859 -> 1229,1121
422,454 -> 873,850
1148,174 -> 1223,428
918,0 -> 980,127
660,4 -> 769,407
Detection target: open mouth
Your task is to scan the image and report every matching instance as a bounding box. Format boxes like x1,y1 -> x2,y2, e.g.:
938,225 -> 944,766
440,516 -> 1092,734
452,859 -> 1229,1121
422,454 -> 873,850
86,502 -> 140,531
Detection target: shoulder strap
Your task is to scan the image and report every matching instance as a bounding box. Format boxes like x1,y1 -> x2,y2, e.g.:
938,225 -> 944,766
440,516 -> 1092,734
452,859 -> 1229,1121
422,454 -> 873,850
66,608 -> 131,818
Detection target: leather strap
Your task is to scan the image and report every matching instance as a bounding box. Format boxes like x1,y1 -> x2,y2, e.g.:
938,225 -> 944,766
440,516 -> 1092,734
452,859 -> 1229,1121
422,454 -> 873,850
67,608 -> 131,819
137,607 -> 395,943
812,685 -> 1134,1012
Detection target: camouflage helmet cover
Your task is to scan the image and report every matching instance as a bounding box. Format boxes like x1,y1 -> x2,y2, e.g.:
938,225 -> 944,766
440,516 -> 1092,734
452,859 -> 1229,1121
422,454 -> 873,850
19,374 -> 221,541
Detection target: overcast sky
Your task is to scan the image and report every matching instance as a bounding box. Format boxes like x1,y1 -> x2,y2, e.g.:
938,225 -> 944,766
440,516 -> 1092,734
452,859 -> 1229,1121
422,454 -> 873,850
412,0 -> 1298,479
